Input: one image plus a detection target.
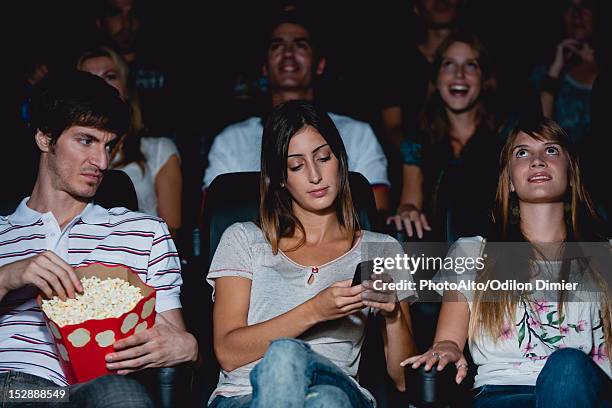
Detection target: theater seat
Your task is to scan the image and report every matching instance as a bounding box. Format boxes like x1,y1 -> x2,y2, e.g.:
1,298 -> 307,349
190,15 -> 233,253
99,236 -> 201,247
187,171 -> 402,407
94,169 -> 139,211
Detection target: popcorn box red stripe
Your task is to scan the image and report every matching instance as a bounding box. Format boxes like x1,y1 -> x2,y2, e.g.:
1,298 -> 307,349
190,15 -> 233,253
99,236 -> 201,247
37,263 -> 156,384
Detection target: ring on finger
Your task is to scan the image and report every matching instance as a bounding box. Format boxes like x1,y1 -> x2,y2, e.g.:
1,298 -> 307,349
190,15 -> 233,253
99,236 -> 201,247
456,363 -> 468,369
431,351 -> 441,360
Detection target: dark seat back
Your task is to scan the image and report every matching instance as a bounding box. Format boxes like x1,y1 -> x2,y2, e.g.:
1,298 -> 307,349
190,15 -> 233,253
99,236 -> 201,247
95,169 -> 139,211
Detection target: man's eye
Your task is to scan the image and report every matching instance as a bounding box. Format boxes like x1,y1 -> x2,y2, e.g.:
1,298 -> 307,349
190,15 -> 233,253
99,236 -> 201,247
104,74 -> 118,81
79,138 -> 92,145
269,42 -> 282,52
515,149 -> 528,158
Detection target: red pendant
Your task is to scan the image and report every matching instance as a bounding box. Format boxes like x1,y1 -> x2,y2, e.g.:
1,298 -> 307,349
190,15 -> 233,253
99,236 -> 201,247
311,266 -> 319,274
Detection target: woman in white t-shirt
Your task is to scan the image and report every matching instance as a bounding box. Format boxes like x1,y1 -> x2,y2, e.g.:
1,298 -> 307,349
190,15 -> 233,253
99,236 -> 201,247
77,47 -> 182,236
207,100 -> 417,407
403,117 -> 612,407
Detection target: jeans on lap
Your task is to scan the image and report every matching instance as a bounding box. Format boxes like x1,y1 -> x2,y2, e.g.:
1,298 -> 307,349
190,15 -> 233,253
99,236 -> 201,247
0,371 -> 153,408
209,338 -> 373,408
474,348 -> 612,408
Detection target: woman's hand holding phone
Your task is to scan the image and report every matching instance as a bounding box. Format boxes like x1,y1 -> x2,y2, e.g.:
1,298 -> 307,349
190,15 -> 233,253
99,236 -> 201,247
361,273 -> 399,317
308,279 -> 365,323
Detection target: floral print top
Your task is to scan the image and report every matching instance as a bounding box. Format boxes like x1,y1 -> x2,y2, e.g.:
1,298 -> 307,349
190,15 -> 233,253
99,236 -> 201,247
437,236 -> 610,388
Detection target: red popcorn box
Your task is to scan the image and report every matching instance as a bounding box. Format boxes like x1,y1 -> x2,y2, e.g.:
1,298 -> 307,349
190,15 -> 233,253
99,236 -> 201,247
37,263 -> 156,385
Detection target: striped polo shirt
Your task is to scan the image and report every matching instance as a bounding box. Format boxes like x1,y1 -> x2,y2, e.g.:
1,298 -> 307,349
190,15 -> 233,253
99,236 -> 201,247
0,198 -> 182,385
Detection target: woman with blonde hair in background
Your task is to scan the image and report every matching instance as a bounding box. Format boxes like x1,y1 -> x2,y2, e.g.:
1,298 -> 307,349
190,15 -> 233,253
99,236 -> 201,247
77,46 -> 182,236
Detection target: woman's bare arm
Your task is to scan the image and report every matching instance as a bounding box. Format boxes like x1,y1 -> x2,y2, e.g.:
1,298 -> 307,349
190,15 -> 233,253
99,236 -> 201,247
155,154 -> 182,236
381,301 -> 418,391
402,291 -> 470,384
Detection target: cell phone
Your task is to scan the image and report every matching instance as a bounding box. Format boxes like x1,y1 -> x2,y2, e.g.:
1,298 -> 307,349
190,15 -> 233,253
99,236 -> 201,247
351,260 -> 374,287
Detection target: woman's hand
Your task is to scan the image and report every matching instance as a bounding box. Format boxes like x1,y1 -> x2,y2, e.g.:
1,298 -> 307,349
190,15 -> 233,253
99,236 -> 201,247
549,38 -> 582,77
400,340 -> 468,384
386,204 -> 431,239
308,279 -> 364,323
361,273 -> 399,318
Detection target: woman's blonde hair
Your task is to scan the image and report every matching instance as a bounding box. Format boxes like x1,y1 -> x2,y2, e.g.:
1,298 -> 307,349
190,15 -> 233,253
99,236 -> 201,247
76,46 -> 146,172
470,117 -> 611,358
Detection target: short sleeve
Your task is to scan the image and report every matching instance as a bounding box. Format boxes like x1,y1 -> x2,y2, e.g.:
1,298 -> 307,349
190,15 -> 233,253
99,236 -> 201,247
147,220 -> 182,313
430,236 -> 486,308
150,137 -> 180,179
400,137 -> 423,167
362,234 -> 418,303
346,122 -> 390,186
206,223 -> 254,300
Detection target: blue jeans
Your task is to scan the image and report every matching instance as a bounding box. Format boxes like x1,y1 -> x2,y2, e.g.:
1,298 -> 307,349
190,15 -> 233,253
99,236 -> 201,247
209,338 -> 374,408
474,348 -> 612,408
0,371 -> 153,407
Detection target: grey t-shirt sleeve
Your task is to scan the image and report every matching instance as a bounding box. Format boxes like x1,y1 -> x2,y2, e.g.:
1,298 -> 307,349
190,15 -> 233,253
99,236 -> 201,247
362,233 -> 418,303
206,222 -> 253,300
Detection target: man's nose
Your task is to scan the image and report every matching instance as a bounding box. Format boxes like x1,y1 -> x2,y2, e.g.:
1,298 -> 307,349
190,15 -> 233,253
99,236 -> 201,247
91,146 -> 109,171
119,12 -> 136,31
283,43 -> 295,56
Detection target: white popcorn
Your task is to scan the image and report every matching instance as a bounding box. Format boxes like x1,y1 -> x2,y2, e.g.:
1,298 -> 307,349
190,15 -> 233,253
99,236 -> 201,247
41,277 -> 144,327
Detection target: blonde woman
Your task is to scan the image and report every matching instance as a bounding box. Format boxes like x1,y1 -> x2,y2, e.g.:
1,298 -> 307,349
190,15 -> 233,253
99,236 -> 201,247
403,117 -> 611,407
77,46 -> 182,236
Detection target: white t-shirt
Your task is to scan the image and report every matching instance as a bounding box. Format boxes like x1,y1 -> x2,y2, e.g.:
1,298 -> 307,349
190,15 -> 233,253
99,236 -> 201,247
435,236 -> 611,388
113,137 -> 180,216
206,222 -> 416,403
202,114 -> 390,189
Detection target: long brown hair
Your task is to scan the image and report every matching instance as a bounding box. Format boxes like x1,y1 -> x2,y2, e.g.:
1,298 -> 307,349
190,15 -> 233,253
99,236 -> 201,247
259,100 -> 360,254
420,30 -> 498,145
76,46 -> 146,173
470,117 -> 611,357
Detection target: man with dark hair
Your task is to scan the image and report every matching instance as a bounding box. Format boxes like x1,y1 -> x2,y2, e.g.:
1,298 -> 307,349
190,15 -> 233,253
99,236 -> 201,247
0,71 -> 197,406
202,8 -> 391,214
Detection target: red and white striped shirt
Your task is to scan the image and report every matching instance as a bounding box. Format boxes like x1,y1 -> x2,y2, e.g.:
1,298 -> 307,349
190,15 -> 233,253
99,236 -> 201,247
0,198 -> 182,385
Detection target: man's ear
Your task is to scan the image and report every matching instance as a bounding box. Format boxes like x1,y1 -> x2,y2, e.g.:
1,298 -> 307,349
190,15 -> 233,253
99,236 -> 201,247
35,130 -> 52,153
262,63 -> 268,77
315,57 -> 326,75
